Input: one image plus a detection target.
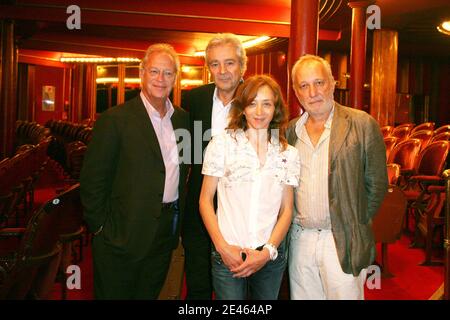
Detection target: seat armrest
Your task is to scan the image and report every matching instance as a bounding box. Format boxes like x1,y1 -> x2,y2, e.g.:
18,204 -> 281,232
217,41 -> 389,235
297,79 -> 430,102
0,227 -> 26,238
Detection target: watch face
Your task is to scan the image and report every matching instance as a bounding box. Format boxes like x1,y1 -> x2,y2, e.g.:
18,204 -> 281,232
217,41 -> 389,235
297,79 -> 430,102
264,244 -> 278,260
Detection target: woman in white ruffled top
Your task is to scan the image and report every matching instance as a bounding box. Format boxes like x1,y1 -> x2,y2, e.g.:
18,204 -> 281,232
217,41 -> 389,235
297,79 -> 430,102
199,74 -> 300,300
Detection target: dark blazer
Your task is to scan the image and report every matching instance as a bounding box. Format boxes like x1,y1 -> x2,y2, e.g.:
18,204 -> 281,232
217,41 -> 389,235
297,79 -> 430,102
182,83 -> 216,215
287,102 -> 388,275
80,95 -> 190,259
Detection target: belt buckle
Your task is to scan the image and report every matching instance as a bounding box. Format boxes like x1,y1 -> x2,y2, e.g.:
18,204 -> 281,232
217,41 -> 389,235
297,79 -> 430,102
163,200 -> 178,210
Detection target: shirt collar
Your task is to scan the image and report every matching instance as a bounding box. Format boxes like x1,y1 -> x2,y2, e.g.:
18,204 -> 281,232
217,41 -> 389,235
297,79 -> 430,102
140,91 -> 174,119
213,87 -> 233,107
295,103 -> 335,138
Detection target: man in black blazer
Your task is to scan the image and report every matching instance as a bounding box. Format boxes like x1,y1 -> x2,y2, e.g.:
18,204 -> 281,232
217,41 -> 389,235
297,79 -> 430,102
80,44 -> 190,299
181,33 -> 247,299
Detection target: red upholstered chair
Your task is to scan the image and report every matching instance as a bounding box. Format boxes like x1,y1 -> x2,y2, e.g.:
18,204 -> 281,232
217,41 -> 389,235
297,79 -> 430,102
434,124 -> 450,135
414,185 -> 446,265
430,132 -> 450,144
410,122 -> 435,135
391,125 -> 413,144
0,183 -> 84,299
403,141 -> 450,241
380,125 -> 394,138
0,197 -> 62,299
372,163 -> 406,277
408,130 -> 434,151
384,137 -> 398,161
387,138 -> 422,181
395,123 -> 415,130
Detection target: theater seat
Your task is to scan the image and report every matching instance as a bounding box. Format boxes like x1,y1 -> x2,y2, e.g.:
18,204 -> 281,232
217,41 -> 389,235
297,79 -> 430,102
387,138 -> 421,186
391,125 -> 413,144
0,198 -> 62,299
380,125 -> 394,138
404,141 -> 450,243
408,130 -> 433,151
434,124 -> 450,135
384,137 -> 398,161
430,132 -> 450,144
410,122 -> 435,135
415,185 -> 446,266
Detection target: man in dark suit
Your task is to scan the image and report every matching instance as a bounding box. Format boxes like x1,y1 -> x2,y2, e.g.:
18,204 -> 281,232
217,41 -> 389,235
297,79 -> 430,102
80,44 -> 190,299
181,33 -> 247,299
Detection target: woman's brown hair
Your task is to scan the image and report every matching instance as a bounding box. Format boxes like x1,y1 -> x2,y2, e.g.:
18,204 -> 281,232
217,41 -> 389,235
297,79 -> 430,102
228,74 -> 289,150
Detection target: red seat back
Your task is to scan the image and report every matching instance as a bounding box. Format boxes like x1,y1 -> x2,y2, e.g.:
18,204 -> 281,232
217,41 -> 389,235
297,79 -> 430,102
388,138 -> 421,171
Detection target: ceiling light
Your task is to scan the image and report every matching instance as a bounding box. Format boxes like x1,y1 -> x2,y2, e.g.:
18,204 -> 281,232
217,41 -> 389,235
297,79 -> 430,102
61,57 -> 141,63
96,77 -> 141,84
194,36 -> 273,57
437,20 -> 450,35
242,36 -> 270,48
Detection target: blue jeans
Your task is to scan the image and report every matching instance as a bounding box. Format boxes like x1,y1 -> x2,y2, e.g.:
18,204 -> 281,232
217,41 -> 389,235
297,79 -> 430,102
211,244 -> 287,300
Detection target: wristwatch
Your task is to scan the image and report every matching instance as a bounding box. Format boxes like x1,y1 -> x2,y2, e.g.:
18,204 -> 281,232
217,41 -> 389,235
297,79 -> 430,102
263,243 -> 278,261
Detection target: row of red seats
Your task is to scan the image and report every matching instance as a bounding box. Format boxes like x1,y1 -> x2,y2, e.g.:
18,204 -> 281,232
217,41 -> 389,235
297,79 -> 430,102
15,120 -> 50,148
45,119 -> 93,146
45,120 -> 91,178
379,122 -> 450,267
0,138 -> 51,229
382,123 -> 450,153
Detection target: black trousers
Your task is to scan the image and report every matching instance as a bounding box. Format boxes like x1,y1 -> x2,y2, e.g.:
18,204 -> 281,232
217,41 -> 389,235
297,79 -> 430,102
92,204 -> 178,300
181,205 -> 212,299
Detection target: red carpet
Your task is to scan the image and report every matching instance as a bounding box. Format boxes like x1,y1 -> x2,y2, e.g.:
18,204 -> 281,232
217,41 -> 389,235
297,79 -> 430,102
365,238 -> 444,300
31,160 -> 443,300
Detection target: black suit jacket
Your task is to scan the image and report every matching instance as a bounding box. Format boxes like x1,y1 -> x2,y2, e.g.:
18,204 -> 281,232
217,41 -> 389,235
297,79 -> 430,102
80,95 -> 189,259
181,83 -> 216,216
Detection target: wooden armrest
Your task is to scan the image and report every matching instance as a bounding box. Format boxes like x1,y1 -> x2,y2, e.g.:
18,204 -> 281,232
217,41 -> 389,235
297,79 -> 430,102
0,227 -> 26,238
410,175 -> 442,183
400,169 -> 413,176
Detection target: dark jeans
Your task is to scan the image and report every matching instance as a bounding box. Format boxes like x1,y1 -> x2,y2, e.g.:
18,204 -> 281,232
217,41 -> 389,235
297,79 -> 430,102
211,245 -> 287,300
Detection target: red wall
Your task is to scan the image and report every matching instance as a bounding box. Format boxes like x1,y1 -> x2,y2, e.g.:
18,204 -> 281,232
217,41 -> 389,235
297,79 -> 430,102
32,65 -> 68,125
246,51 -> 288,108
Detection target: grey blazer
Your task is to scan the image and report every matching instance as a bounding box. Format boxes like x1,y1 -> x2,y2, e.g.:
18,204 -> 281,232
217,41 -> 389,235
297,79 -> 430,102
287,102 -> 388,275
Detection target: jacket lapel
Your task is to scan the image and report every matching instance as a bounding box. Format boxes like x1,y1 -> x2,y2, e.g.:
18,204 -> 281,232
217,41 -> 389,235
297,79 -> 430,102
329,103 -> 350,168
131,96 -> 164,162
287,117 -> 301,146
201,84 -> 215,132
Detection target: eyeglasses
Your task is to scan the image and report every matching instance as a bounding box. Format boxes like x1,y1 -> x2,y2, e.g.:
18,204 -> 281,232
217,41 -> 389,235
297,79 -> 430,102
145,67 -> 175,79
297,79 -> 327,91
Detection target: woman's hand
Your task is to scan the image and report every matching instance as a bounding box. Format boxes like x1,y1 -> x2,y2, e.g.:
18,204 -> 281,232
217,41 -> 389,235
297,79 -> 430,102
230,248 -> 271,278
217,244 -> 246,270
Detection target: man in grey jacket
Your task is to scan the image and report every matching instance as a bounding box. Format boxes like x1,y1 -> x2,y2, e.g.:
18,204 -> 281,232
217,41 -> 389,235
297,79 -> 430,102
287,54 -> 388,299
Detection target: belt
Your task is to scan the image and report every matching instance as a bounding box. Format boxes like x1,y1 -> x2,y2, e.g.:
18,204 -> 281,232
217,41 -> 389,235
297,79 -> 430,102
162,199 -> 179,210
297,224 -> 330,232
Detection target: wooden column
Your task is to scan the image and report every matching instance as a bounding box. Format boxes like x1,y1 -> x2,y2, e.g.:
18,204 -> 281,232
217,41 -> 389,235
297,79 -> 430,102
117,63 -> 125,105
370,29 -> 398,126
72,64 -> 84,123
348,1 -> 373,110
82,64 -> 97,120
288,0 -> 319,118
0,20 -> 18,158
